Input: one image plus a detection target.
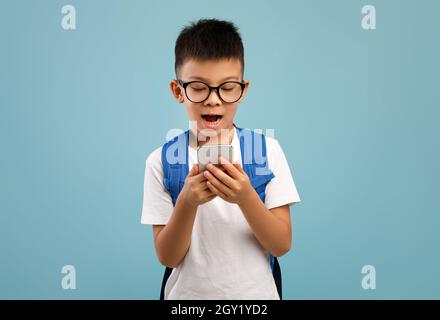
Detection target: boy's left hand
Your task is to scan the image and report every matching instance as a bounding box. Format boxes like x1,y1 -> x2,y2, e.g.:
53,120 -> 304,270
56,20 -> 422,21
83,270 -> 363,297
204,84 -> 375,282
203,157 -> 254,205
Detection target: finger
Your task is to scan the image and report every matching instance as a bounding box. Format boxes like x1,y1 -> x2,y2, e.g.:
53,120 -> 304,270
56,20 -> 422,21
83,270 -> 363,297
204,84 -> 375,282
219,156 -> 241,178
206,181 -> 228,200
200,181 -> 213,192
193,172 -> 209,183
233,162 -> 245,174
206,163 -> 235,187
213,163 -> 226,171
192,166 -> 213,183
201,182 -> 210,190
204,171 -> 232,197
188,164 -> 199,176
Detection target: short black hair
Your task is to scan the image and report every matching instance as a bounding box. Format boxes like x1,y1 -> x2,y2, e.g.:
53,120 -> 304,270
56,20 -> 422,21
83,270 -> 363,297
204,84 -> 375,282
174,18 -> 244,77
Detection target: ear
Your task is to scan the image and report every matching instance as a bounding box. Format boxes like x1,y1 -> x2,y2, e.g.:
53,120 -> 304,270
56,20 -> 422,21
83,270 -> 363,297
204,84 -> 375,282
237,79 -> 250,104
170,80 -> 185,103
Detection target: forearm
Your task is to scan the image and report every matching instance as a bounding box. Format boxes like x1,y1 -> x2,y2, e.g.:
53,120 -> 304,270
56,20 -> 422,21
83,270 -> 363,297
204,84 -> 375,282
155,195 -> 198,268
238,189 -> 291,257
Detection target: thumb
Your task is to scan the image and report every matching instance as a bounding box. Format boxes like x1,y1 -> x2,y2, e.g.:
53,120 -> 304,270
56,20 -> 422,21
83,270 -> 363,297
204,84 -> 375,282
189,164 -> 199,176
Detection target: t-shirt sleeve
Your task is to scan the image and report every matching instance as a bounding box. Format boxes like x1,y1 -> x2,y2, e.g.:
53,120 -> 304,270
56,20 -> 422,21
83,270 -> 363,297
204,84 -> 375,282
264,139 -> 301,210
140,147 -> 174,225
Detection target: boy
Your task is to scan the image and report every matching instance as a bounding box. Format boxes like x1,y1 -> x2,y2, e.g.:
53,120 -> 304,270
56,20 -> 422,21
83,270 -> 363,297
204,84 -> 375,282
141,18 -> 301,300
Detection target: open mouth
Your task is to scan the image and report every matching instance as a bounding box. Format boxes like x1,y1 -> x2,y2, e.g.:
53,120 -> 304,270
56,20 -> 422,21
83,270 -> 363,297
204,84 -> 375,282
201,115 -> 223,122
201,114 -> 223,128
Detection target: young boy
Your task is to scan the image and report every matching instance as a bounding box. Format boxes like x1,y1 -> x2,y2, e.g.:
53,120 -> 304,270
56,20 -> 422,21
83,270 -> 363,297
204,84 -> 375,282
141,18 -> 301,300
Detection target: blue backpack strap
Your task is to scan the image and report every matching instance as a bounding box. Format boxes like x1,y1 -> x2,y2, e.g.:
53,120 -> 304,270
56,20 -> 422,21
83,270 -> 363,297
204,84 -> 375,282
162,130 -> 190,205
236,126 -> 275,202
236,127 -> 277,272
159,130 -> 189,300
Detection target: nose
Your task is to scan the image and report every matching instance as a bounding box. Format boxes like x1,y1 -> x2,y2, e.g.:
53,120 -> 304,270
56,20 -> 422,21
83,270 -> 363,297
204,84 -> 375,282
204,88 -> 222,106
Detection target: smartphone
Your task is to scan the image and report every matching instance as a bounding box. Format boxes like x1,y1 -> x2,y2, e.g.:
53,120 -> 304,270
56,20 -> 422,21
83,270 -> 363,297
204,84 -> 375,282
197,144 -> 233,172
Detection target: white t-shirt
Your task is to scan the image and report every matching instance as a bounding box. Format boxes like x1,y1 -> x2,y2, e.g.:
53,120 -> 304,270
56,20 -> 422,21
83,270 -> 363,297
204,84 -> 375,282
141,127 -> 301,299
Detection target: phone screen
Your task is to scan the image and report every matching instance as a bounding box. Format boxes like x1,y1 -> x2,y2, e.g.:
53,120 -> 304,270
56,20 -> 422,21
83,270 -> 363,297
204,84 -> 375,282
197,144 -> 233,172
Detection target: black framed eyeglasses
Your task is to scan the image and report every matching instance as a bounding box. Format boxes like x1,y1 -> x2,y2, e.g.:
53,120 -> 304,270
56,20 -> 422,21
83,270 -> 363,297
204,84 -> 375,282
177,79 -> 245,103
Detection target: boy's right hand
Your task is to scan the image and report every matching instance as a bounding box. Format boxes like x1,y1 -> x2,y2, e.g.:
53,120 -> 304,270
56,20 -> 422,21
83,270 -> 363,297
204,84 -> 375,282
179,164 -> 216,208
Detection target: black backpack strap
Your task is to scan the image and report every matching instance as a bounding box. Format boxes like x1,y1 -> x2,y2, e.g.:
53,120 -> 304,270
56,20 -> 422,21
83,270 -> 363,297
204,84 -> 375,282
160,267 -> 173,300
273,257 -> 282,299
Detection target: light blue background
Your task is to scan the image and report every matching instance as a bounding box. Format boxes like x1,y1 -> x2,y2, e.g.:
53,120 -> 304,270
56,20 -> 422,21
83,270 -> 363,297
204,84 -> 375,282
1,0 -> 439,299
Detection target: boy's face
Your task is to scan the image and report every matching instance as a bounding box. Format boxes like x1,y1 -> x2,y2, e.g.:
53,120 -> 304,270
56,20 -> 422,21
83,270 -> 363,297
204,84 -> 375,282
170,58 -> 249,140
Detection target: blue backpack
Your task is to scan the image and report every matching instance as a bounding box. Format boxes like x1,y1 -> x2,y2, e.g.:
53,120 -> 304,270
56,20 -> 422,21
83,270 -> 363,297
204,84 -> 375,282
160,126 -> 283,299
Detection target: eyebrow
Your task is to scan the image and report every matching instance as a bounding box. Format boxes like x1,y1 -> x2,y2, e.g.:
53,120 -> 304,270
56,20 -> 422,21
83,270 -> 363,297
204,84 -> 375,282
188,76 -> 240,82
